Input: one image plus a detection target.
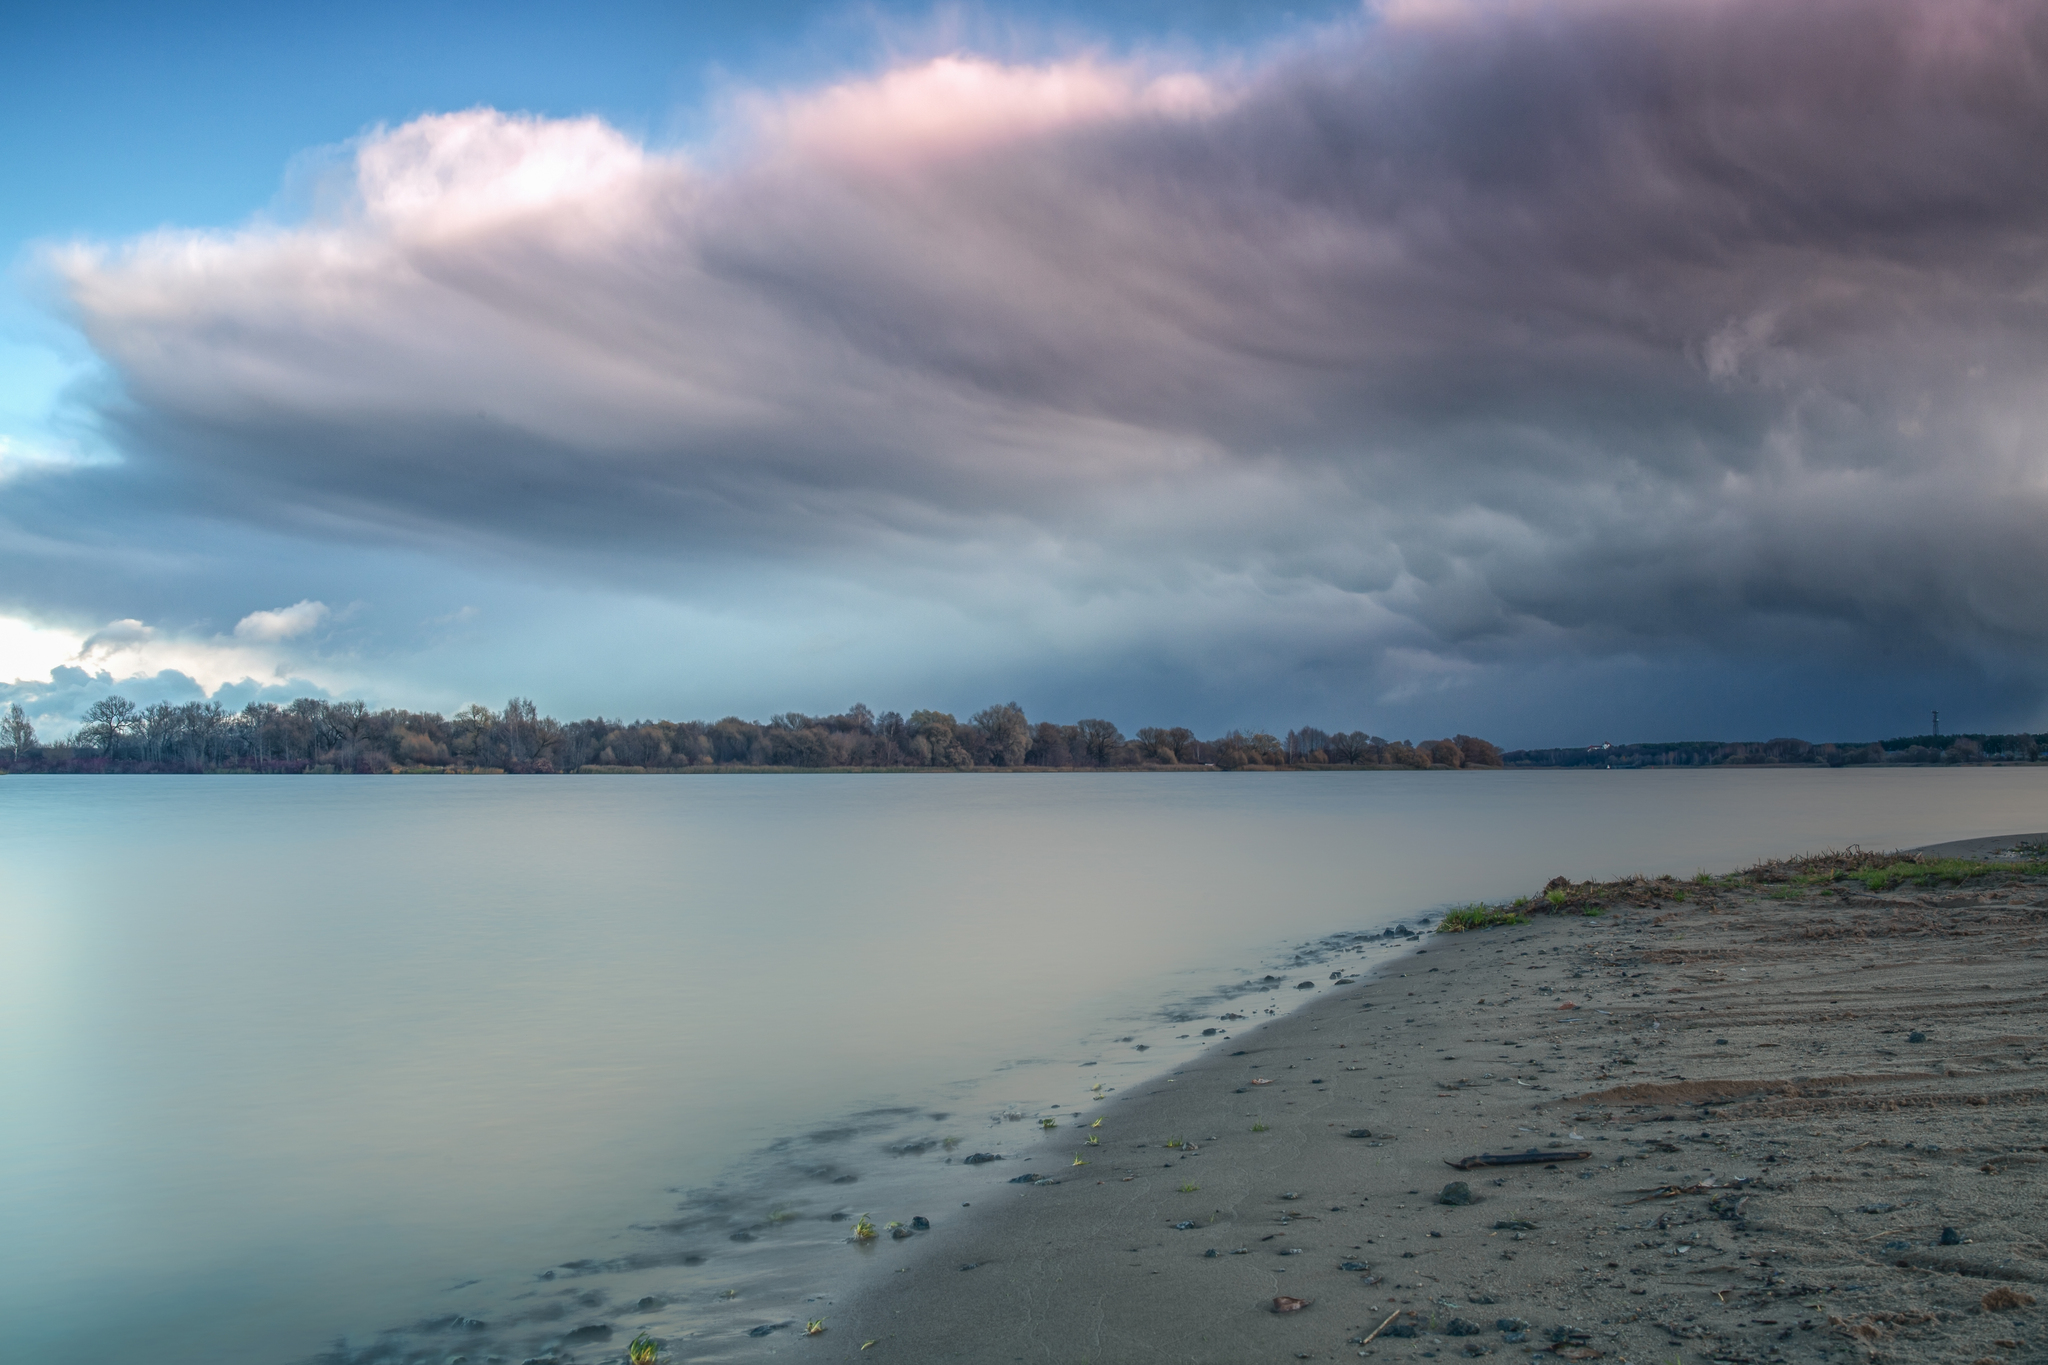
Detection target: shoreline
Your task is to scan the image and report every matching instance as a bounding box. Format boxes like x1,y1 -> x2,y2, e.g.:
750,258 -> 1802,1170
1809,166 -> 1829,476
823,836 -> 2048,1363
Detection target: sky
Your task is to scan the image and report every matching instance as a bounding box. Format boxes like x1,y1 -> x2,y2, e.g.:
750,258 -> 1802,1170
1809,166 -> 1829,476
5,0 -> 2048,746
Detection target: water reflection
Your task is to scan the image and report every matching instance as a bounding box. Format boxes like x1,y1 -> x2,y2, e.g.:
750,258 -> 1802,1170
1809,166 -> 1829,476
3,768 -> 2043,1362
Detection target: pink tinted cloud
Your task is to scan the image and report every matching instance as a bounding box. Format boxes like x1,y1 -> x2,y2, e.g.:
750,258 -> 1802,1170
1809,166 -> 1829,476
41,0 -> 2048,686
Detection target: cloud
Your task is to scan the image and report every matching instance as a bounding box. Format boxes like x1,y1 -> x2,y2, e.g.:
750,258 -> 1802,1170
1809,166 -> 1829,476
0,664 -> 333,734
25,0 -> 2048,737
234,599 -> 330,641
0,602 -> 352,727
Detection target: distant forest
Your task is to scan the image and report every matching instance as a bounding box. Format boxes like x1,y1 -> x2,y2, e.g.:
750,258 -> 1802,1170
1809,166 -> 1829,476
1501,734 -> 2047,767
1,695 -> 2032,776
0,695 -> 1504,775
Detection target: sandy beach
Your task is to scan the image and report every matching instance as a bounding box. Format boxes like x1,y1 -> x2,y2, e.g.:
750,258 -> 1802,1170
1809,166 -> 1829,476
826,837 -> 2048,1364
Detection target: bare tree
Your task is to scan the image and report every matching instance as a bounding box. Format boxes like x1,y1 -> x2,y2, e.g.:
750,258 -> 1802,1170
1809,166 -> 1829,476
1075,718 -> 1124,767
81,696 -> 138,757
2,703 -> 34,766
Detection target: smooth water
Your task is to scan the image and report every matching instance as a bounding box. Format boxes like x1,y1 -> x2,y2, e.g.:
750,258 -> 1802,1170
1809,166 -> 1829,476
4,767 -> 2044,1363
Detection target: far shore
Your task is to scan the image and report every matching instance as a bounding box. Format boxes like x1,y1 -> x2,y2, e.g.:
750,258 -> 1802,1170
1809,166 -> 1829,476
825,833 -> 2048,1364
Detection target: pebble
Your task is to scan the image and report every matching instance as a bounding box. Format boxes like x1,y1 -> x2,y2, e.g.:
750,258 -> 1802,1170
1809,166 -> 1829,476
911,1216 -> 930,1230
1941,1226 -> 1963,1245
1909,1031 -> 1929,1043
1437,1181 -> 1474,1206
964,1153 -> 1002,1165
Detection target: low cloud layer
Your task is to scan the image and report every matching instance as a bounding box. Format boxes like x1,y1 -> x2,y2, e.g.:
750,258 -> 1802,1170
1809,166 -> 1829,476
22,0 -> 2048,738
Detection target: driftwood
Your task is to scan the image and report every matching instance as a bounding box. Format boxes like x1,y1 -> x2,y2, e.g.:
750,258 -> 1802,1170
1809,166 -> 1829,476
1445,1147 -> 1592,1171
1358,1309 -> 1404,1345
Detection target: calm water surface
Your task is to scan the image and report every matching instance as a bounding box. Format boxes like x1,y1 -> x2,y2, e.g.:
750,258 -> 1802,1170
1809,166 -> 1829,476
5,768 -> 2045,1363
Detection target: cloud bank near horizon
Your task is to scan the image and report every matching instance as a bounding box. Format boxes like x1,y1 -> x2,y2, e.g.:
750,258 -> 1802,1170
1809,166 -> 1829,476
13,0 -> 2048,739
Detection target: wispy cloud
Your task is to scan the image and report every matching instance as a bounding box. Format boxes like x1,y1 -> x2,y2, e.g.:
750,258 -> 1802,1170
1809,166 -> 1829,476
234,599 -> 330,641
20,0 -> 2048,737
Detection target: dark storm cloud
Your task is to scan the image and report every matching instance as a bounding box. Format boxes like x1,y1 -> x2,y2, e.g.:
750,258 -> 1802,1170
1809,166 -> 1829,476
36,0 -> 2048,731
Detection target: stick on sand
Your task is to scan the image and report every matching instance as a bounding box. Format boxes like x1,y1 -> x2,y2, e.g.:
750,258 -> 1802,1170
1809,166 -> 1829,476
1359,1309 -> 1403,1346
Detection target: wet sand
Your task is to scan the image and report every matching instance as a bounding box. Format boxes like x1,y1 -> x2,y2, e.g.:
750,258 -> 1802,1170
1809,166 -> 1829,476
829,838 -> 2048,1364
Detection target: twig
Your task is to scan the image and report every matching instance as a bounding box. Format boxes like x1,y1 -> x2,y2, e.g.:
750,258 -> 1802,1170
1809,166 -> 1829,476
1359,1310 -> 1403,1346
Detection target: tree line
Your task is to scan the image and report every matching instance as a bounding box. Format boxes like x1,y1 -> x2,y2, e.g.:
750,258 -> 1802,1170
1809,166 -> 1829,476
1501,733 -> 2048,767
0,696 -> 1506,775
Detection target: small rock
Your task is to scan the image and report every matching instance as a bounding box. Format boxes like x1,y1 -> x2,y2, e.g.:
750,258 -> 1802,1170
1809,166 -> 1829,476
1340,1261 -> 1370,1272
1174,1221 -> 1198,1230
1280,1191 -> 1301,1200
1385,1324 -> 1419,1338
1447,1318 -> 1482,1336
891,1226 -> 912,1239
1279,1247 -> 1303,1256
959,1262 -> 979,1271
1908,1031 -> 1928,1043
1501,1330 -> 1527,1344
1297,981 -> 1316,989
1204,1248 -> 1218,1257
963,1153 -> 1002,1165
1940,1227 -> 1963,1245
1467,1295 -> 1497,1305
1438,1181 -> 1474,1206
911,1216 -> 930,1230
1496,1318 -> 1528,1332
563,1324 -> 613,1343
1347,1128 -> 1374,1139
747,1323 -> 782,1337
1008,1173 -> 1041,1183
1492,1219 -> 1534,1231
729,1231 -> 757,1242
1202,1028 -> 1218,1035
634,1297 -> 665,1312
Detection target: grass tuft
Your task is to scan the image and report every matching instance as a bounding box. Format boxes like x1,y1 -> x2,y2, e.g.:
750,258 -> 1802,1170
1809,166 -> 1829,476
1437,903 -> 1529,933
